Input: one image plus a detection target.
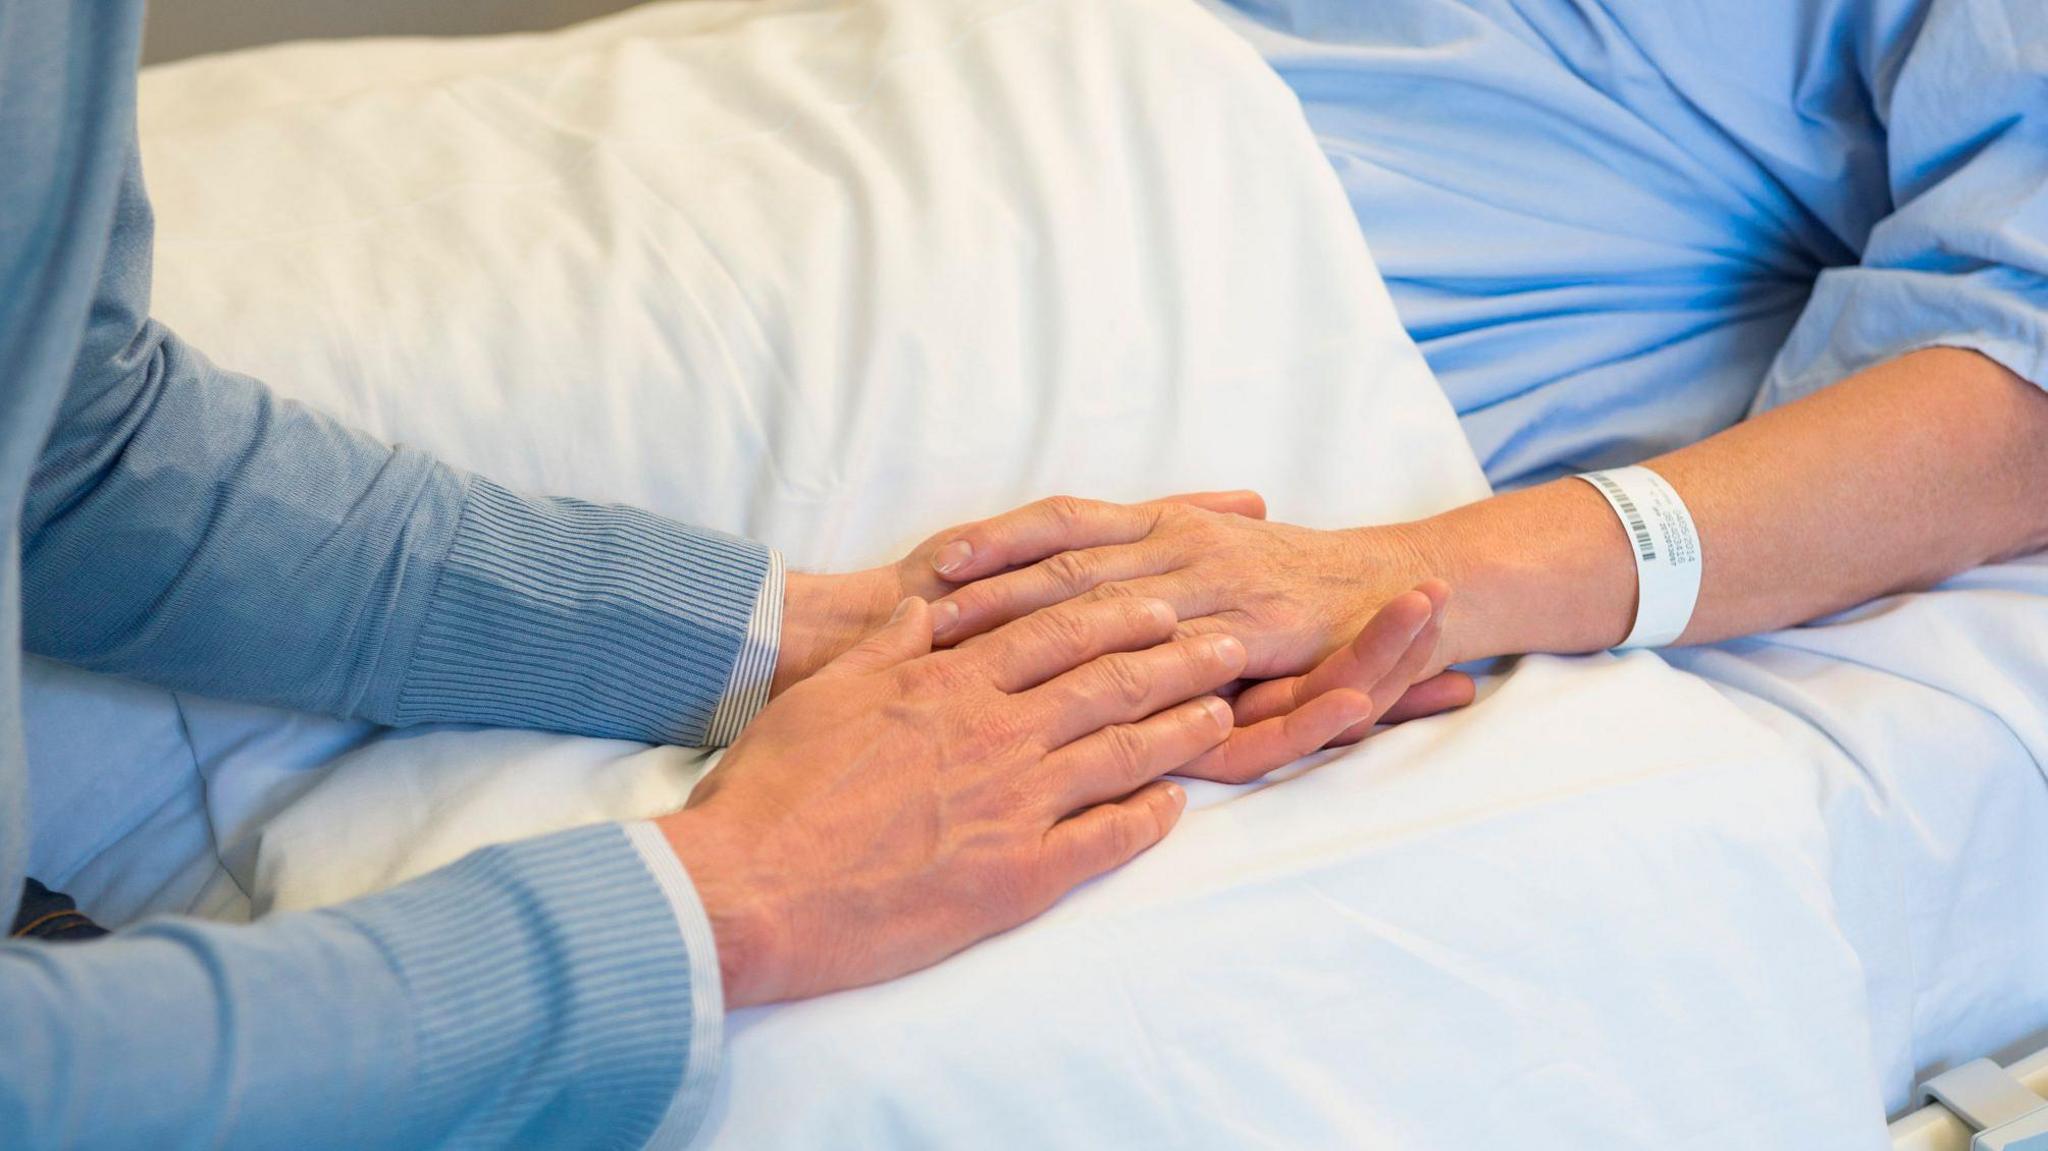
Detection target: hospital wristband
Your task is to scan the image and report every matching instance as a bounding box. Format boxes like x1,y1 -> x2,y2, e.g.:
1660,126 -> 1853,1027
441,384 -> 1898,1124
1574,466 -> 1702,649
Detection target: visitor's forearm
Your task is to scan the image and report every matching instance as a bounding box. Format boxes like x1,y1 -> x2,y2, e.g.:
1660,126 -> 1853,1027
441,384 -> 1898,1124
1403,348 -> 2048,663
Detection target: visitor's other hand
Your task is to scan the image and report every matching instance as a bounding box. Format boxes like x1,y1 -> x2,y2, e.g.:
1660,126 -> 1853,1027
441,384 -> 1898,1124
662,592 -> 1379,1008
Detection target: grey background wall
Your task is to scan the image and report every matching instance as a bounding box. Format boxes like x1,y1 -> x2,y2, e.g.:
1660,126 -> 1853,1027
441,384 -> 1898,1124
142,0 -> 649,64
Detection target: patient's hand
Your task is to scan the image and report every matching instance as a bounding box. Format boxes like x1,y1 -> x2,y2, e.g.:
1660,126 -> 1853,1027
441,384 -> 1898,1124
662,594 -> 1364,1007
925,496 -> 1474,775
770,491 -> 1269,697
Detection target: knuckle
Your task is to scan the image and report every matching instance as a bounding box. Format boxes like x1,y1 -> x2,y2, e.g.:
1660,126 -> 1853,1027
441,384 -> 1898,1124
1083,581 -> 1138,604
1097,655 -> 1152,710
1092,587 -> 1151,625
1041,549 -> 1095,593
1041,494 -> 1090,528
1099,721 -> 1149,775
1118,597 -> 1163,628
1030,604 -> 1094,654
1177,637 -> 1221,678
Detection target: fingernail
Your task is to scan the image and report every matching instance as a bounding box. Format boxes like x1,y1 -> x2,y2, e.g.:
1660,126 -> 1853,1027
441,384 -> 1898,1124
1199,696 -> 1233,728
1144,599 -> 1176,628
932,540 -> 973,576
1205,634 -> 1246,667
930,600 -> 960,637
889,596 -> 919,623
1164,782 -> 1186,810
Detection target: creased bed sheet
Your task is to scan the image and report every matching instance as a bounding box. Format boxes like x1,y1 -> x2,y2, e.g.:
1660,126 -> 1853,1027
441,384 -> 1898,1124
20,0 -> 2045,1146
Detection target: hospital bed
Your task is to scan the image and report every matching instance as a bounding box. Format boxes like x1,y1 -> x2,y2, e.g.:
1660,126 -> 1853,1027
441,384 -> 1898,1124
24,1 -> 2047,1146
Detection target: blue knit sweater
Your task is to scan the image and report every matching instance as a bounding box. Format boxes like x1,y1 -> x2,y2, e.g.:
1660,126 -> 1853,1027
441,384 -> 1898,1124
1,6 -> 775,1146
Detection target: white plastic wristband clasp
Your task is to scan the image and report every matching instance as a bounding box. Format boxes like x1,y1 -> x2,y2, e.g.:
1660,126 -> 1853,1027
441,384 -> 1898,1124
1574,466 -> 1702,649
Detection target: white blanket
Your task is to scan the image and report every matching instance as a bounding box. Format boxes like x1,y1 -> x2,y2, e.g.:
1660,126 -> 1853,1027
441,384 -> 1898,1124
20,0 -> 2042,1146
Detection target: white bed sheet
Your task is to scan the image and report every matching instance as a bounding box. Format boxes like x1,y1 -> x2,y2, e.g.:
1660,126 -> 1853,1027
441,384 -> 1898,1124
21,0 -> 2044,1146
1668,555 -> 2048,1113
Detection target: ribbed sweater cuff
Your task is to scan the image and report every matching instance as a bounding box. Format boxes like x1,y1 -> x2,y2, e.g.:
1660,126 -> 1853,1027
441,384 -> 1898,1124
333,823 -> 700,1148
624,821 -> 727,1148
386,476 -> 778,746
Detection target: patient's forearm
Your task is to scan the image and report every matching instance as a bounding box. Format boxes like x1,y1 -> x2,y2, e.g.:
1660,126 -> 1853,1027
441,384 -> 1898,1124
1417,348 -> 2048,663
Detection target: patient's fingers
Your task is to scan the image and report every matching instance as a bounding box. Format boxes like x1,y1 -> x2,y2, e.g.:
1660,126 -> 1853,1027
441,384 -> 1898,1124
1331,584 -> 1451,744
1174,689 -> 1377,785
1231,589 -> 1436,728
1038,697 -> 1232,814
1020,632 -> 1247,748
1200,585 -> 1460,776
959,596 -> 1178,692
1039,779 -> 1186,896
928,490 -> 1264,583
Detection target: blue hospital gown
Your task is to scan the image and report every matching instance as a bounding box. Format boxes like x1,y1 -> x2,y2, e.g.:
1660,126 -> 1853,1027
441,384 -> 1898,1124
1209,0 -> 2047,488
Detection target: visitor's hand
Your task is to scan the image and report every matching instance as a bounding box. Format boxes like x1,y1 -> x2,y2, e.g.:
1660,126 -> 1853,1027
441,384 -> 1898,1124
664,593 -> 1348,1007
769,491 -> 1267,695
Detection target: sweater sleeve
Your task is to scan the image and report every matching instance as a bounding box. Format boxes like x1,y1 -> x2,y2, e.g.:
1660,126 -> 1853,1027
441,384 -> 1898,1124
0,823 -> 714,1149
21,145 -> 781,747
1756,0 -> 2047,410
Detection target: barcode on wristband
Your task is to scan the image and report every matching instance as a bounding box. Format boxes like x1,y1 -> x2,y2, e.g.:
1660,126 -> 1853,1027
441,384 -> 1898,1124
1588,471 -> 1656,561
1575,465 -> 1702,650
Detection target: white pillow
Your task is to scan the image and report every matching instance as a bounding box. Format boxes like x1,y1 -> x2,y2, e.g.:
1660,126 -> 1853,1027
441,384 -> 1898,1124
137,0 -> 1485,558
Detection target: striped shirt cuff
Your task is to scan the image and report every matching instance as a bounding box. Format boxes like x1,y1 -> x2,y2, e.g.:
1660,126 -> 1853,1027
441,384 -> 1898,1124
623,821 -> 726,1149
386,476 -> 776,747
705,550 -> 784,746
